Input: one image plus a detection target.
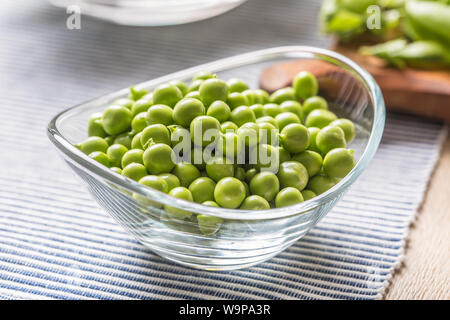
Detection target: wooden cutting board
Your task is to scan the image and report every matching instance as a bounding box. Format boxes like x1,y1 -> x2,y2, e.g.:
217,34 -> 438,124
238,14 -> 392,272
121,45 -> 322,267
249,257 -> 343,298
259,43 -> 450,123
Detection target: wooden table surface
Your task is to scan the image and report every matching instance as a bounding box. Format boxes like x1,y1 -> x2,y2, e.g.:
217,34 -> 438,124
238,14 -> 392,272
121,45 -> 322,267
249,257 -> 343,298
384,133 -> 450,300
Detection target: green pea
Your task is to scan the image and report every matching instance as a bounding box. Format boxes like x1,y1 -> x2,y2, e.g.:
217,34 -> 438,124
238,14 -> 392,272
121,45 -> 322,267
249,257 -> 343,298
131,112 -> 148,133
113,98 -> 134,110
128,87 -> 149,101
190,115 -> 221,147
158,173 -> 181,191
172,162 -> 201,187
256,144 -> 279,173
249,171 -> 280,202
275,187 -> 304,208
280,123 -> 310,154
110,167 -> 122,174
165,187 -> 194,220
113,132 -> 132,149
121,149 -> 144,168
106,144 -> 128,167
301,189 -> 317,201
242,89 -> 256,106
227,78 -> 249,93
185,90 -> 201,100
277,161 -> 309,191
227,92 -> 249,110
170,125 -> 191,152
188,79 -> 204,92
279,100 -> 304,122
139,175 -> 169,193
305,109 -> 338,129
131,132 -> 143,149
131,98 -> 152,116
146,104 -> 174,126
169,80 -> 188,96
190,146 -> 212,171
206,101 -> 231,123
307,174 -> 338,195
197,214 -> 223,236
230,106 -> 256,127
256,116 -> 279,129
89,151 -> 110,167
323,148 -> 355,178
275,112 -> 301,131
193,71 -> 216,81
237,122 -> 261,148
316,125 -> 346,155
143,143 -> 176,174
79,136 -> 109,155
199,78 -> 229,106
221,121 -> 239,133
173,98 -> 206,128
104,136 -> 115,146
291,150 -> 323,177
257,122 -> 278,145
102,105 -> 132,135
269,87 -> 296,104
206,157 -> 234,182
279,147 -> 291,163
240,195 -> 270,210
245,168 -> 258,184
188,177 -> 216,203
122,163 -> 148,181
218,132 -> 243,159
302,96 -> 328,116
242,181 -> 250,197
307,127 -> 321,153
152,83 -> 183,108
234,166 -> 246,181
330,118 -> 356,144
140,124 -> 171,148
263,103 -> 282,118
214,177 -> 246,209
249,104 -> 266,118
88,112 -> 107,138
202,201 -> 219,207
253,89 -> 269,104
293,71 -> 318,100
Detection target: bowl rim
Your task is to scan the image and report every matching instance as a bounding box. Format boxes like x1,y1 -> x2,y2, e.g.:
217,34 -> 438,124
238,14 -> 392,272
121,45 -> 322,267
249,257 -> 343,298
47,46 -> 385,221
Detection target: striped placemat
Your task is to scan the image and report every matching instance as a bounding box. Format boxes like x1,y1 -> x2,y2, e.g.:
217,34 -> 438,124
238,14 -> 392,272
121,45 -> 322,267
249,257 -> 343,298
0,0 -> 446,299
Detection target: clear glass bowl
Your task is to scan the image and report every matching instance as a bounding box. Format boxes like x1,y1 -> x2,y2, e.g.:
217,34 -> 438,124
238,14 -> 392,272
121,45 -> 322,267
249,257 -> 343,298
47,46 -> 385,271
49,0 -> 248,26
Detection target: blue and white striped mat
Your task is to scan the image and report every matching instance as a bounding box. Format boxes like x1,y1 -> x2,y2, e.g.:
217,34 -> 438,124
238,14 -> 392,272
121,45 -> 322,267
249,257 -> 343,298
0,0 -> 446,299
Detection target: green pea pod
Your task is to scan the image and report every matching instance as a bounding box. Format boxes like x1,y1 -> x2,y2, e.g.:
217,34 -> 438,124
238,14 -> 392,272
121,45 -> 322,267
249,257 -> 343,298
404,1 -> 450,49
395,40 -> 450,68
359,38 -> 408,68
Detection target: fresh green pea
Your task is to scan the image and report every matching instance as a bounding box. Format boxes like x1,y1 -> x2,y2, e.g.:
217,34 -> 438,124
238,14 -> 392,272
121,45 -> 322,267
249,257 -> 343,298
253,89 -> 270,104
152,83 -> 183,108
128,87 -> 149,101
121,149 -> 144,168
158,173 -> 181,191
139,175 -> 169,193
307,174 -> 338,195
293,71 -> 318,100
193,71 -> 216,81
236,122 -> 261,148
106,144 -> 128,167
245,168 -> 258,183
146,104 -> 174,126
131,98 -> 152,116
292,150 -> 323,177
279,100 -> 304,122
227,78 -> 249,93
214,177 -> 246,209
242,181 -> 250,197
122,163 -> 148,181
255,144 -> 280,173
263,103 -> 282,118
303,96 -> 328,116
305,109 -> 338,128
143,143 -> 176,174
165,187 -> 194,220
113,98 -> 134,110
79,136 -> 109,155
173,98 -> 205,128
188,79 -> 204,93
131,112 -> 148,133
221,121 -> 239,133
218,132 -> 243,159
249,104 -> 266,118
206,157 -> 234,182
188,177 -> 216,203
202,201 -> 219,207
301,189 -> 317,201
240,195 -> 270,210
330,118 -> 356,144
89,151 -> 110,167
140,124 -> 171,148
257,122 -> 278,145
110,167 -> 122,174
104,136 -> 115,146
169,80 -> 188,96
199,78 -> 229,106
234,166 -> 246,181
323,148 -> 355,178
269,87 -> 296,104
102,105 -> 132,135
227,92 -> 249,109
275,112 -> 301,130
249,171 -> 280,202
88,112 -> 107,138
190,115 -> 221,147
185,90 -> 202,100
279,147 -> 291,163
275,187 -> 304,208
280,123 -> 310,154
197,214 -> 223,235
172,162 -> 201,187
307,127 -> 321,153
113,132 -> 132,149
131,132 -> 143,149
277,161 -> 309,191
316,125 -> 346,155
206,101 -> 231,123
230,106 -> 256,127
256,116 -> 279,129
242,89 -> 256,106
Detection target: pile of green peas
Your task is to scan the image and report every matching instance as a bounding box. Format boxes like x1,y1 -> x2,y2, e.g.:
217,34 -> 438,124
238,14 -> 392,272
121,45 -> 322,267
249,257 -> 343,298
76,70 -> 356,222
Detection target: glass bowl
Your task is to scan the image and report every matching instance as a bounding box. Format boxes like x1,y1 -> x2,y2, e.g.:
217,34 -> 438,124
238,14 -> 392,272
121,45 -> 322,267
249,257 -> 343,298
48,0 -> 248,26
47,46 -> 385,271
